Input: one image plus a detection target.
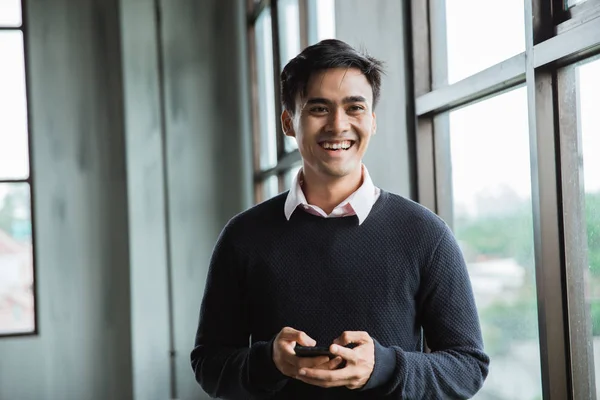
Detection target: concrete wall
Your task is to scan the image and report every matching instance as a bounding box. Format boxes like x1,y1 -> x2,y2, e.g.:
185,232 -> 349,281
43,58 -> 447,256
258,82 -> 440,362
0,1 -> 407,399
159,0 -> 252,398
336,0 -> 413,198
0,0 -> 134,399
119,0 -> 171,399
0,0 -> 252,399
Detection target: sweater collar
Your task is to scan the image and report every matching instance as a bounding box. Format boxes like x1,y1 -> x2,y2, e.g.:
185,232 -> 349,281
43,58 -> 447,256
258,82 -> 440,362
283,165 -> 378,225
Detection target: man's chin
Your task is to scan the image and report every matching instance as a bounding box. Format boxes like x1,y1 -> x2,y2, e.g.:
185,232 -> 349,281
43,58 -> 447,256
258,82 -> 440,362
317,163 -> 360,179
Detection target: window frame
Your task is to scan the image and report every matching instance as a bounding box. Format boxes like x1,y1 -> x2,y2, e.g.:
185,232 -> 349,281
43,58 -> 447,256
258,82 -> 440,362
410,0 -> 600,398
248,0 -> 328,202
0,0 -> 38,338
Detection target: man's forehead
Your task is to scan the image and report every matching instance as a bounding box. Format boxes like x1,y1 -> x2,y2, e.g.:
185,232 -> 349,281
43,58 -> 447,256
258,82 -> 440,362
302,68 -> 373,101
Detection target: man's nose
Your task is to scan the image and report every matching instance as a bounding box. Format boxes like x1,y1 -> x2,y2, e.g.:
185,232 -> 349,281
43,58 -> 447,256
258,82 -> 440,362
326,108 -> 350,133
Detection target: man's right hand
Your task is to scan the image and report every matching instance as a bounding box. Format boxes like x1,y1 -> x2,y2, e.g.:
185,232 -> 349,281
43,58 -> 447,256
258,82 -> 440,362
273,327 -> 343,379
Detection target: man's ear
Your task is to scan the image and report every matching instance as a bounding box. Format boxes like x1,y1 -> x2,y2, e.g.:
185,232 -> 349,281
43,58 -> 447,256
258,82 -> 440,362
372,112 -> 377,135
281,109 -> 296,138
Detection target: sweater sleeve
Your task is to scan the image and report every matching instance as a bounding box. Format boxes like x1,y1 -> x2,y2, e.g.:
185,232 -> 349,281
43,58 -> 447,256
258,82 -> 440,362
190,224 -> 289,399
363,225 -> 490,399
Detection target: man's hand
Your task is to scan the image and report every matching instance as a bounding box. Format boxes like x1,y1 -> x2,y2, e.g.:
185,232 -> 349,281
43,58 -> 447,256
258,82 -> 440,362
296,331 -> 375,390
272,327 -> 343,378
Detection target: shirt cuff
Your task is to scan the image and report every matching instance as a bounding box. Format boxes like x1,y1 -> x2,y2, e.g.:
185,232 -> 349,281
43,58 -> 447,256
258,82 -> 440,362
361,339 -> 397,391
247,337 -> 289,392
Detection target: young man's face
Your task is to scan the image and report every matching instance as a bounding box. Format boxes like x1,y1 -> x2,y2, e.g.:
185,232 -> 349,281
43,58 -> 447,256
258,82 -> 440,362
282,68 -> 377,181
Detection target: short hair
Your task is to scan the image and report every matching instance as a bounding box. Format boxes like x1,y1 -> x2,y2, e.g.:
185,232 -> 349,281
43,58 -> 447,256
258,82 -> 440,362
280,39 -> 385,115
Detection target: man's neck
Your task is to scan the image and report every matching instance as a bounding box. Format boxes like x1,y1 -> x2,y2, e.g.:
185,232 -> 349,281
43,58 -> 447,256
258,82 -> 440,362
301,166 -> 363,214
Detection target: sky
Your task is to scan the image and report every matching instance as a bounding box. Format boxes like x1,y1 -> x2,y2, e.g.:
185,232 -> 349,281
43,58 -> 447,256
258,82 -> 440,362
0,0 -> 598,208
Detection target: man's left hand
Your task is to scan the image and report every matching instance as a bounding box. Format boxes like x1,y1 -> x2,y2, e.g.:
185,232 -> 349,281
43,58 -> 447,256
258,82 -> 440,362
295,331 -> 375,390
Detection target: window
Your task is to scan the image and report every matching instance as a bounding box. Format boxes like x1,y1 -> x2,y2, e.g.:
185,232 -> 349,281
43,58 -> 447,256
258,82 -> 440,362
448,87 -> 541,398
277,0 -> 300,152
0,0 -> 36,336
248,0 -> 336,203
307,0 -> 335,45
443,0 -> 524,84
283,163 -> 302,192
575,56 -> 600,396
255,8 -> 278,171
568,0 -> 588,7
0,0 -> 21,27
413,0 -> 600,397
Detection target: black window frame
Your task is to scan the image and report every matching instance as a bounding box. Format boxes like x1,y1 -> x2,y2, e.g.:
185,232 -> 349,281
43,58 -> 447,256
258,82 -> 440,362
0,0 -> 38,338
410,0 -> 600,398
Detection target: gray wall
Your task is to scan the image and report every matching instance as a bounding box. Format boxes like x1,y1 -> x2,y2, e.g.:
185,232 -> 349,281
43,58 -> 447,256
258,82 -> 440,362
0,0 -> 251,399
0,0 -> 134,399
119,0 -> 171,399
159,0 -> 252,398
336,0 -> 413,198
0,1 -> 408,399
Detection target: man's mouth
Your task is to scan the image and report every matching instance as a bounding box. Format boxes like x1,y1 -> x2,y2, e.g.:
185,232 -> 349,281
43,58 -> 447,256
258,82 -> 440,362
318,140 -> 355,151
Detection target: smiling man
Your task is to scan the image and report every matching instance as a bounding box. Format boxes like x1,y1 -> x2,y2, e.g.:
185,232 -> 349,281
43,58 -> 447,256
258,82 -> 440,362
191,39 -> 489,399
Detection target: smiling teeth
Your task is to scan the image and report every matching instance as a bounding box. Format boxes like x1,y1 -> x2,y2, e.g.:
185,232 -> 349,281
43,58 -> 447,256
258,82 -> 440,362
321,141 -> 352,150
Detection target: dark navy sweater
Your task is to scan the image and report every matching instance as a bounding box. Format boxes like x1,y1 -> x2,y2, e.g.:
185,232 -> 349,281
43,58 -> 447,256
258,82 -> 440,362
191,190 -> 489,399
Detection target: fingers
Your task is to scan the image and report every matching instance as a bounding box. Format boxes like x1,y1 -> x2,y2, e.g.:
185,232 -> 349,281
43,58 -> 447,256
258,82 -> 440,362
294,356 -> 331,369
329,344 -> 358,361
332,331 -> 371,347
279,327 -> 316,347
312,356 -> 344,371
273,327 -> 329,379
297,367 -> 355,388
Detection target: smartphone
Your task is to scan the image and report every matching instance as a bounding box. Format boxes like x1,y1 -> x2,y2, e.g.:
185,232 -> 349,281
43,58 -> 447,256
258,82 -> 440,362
294,344 -> 335,358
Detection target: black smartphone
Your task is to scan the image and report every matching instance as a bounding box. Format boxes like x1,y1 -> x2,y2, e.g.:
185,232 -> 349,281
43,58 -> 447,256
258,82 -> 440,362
294,344 -> 335,358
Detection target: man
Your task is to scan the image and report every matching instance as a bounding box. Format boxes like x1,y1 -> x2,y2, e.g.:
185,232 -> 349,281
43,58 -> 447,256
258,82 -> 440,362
191,39 -> 489,399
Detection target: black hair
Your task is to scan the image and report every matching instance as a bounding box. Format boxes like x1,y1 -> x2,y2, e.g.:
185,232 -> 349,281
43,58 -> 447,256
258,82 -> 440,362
280,39 -> 384,115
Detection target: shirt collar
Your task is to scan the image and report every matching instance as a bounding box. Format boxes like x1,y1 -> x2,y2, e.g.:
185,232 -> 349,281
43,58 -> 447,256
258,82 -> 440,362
284,165 -> 377,225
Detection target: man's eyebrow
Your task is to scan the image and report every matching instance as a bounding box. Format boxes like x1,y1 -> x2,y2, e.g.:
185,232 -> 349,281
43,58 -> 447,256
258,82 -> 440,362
342,96 -> 367,104
305,97 -> 331,105
304,96 -> 368,105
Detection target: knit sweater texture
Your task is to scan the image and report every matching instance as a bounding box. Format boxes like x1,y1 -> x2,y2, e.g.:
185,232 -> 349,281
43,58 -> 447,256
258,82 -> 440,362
191,190 -> 489,399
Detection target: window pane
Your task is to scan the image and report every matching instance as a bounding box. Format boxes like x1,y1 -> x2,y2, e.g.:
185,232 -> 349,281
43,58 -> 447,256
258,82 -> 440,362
578,57 -> 600,397
307,0 -> 335,45
283,163 -> 302,191
0,0 -> 21,26
567,0 -> 587,8
262,175 -> 279,201
0,183 -> 34,335
278,0 -> 301,68
255,9 -> 278,170
0,31 -> 29,180
448,87 -> 542,399
278,0 -> 300,152
445,0 -> 525,84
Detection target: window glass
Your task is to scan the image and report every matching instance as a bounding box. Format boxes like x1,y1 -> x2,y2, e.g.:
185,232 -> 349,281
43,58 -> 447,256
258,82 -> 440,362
0,183 -> 34,335
262,175 -> 280,201
283,164 -> 302,191
448,87 -> 542,399
578,57 -> 600,396
0,0 -> 22,26
307,0 -> 335,45
0,31 -> 29,180
278,0 -> 301,68
278,0 -> 300,152
255,8 -> 278,170
567,0 -> 587,8
445,0 -> 525,84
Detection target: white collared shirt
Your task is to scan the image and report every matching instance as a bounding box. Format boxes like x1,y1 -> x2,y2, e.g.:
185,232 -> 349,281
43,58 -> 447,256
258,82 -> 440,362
283,165 -> 381,225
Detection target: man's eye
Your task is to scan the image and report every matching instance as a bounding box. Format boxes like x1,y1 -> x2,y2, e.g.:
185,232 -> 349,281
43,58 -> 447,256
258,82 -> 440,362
310,106 -> 328,113
348,105 -> 365,112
